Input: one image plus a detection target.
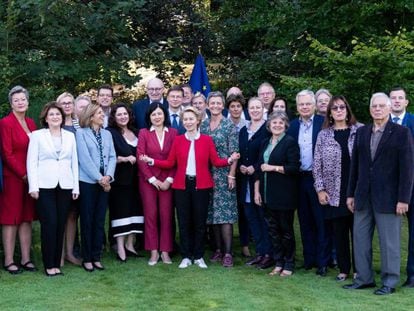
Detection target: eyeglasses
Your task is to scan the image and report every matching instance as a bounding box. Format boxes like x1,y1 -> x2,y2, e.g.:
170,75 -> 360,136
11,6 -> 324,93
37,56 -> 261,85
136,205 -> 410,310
258,92 -> 274,97
331,105 -> 346,111
147,87 -> 163,93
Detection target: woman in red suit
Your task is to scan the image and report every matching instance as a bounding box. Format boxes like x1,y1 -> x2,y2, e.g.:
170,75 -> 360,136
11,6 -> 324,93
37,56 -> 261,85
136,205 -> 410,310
140,106 -> 239,269
0,85 -> 37,274
137,102 -> 177,265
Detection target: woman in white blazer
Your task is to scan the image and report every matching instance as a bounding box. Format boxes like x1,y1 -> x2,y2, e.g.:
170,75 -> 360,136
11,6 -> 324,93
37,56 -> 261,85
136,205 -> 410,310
27,102 -> 79,277
76,103 -> 116,272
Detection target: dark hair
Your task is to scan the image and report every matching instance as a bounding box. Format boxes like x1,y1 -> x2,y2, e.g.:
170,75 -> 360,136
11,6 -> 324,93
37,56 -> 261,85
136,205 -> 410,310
167,85 -> 184,97
180,83 -> 192,91
225,93 -> 246,109
145,102 -> 171,129
389,86 -> 406,97
39,102 -> 65,128
108,103 -> 136,132
98,84 -> 113,96
323,95 -> 357,129
268,97 -> 287,114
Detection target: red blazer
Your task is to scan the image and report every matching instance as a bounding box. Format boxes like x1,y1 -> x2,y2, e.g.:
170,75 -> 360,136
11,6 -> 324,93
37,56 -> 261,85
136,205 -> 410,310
0,113 -> 37,179
137,127 -> 177,181
152,134 -> 229,190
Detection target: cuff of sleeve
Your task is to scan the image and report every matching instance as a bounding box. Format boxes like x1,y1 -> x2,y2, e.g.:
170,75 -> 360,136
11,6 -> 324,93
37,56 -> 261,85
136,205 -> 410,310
148,176 -> 157,184
149,159 -> 155,166
166,177 -> 174,184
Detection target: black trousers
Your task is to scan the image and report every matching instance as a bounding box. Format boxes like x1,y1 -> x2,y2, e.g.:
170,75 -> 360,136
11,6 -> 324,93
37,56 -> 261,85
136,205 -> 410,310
331,215 -> 355,274
36,186 -> 72,269
265,208 -> 295,271
174,177 -> 211,260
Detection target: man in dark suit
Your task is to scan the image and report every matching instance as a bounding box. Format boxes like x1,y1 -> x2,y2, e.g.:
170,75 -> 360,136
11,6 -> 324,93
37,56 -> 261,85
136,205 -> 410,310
132,78 -> 168,130
390,87 -> 414,288
344,92 -> 414,295
286,89 -> 329,276
166,86 -> 186,134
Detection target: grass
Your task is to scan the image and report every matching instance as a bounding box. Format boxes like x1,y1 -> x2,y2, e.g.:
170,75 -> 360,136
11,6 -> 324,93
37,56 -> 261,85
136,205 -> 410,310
0,218 -> 413,311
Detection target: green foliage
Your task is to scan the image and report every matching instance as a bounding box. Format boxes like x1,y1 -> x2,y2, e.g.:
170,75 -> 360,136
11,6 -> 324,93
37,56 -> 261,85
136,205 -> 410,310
212,0 -> 414,121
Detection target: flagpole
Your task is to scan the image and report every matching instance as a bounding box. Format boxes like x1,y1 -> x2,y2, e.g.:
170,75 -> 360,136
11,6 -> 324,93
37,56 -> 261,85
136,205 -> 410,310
198,46 -> 201,55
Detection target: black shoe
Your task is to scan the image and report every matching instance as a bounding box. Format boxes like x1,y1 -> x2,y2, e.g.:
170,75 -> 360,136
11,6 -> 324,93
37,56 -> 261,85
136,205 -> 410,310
116,254 -> 127,263
316,266 -> 328,277
21,261 -> 37,272
245,255 -> 263,266
92,262 -> 105,270
374,286 -> 395,295
343,282 -> 376,290
257,256 -> 275,270
125,249 -> 139,258
4,263 -> 23,275
44,269 -> 57,277
403,279 -> 414,288
82,262 -> 94,272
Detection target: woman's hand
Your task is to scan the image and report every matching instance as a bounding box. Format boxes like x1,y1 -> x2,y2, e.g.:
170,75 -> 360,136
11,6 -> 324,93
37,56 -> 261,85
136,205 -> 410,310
261,163 -> 273,172
317,191 -> 330,205
254,190 -> 262,206
245,165 -> 255,176
159,180 -> 171,191
228,152 -> 240,164
139,154 -> 153,163
102,184 -> 111,192
127,155 -> 136,165
240,165 -> 248,175
227,176 -> 236,190
30,191 -> 39,200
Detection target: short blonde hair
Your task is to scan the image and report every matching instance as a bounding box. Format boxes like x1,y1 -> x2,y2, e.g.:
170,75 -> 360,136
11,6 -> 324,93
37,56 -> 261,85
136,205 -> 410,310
79,103 -> 102,128
180,106 -> 202,127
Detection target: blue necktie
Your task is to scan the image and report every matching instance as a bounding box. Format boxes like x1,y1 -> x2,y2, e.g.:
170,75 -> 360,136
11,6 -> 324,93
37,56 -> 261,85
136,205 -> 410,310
172,114 -> 179,129
392,116 -> 400,124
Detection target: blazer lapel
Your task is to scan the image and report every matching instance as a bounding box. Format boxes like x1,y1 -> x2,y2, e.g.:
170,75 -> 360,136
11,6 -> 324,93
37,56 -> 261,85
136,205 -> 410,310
86,129 -> 99,147
373,122 -> 393,162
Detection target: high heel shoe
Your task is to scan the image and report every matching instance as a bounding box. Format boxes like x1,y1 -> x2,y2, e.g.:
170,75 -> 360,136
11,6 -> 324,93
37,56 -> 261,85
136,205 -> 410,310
161,253 -> 172,264
148,253 -> 160,266
116,254 -> 127,263
125,248 -> 139,258
82,262 -> 94,272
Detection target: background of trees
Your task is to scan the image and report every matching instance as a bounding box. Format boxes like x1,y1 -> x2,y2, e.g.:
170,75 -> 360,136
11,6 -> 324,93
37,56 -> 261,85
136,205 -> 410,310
1,0 -> 413,121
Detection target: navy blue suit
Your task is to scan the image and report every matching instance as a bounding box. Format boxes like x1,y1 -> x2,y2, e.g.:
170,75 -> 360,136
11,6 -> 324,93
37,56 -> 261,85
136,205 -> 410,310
286,114 -> 330,269
132,98 -> 168,130
399,112 -> 414,282
238,123 -> 272,256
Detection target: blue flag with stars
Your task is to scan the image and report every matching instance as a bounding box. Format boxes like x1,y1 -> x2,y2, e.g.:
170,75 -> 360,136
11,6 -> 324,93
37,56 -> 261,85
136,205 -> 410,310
189,54 -> 211,97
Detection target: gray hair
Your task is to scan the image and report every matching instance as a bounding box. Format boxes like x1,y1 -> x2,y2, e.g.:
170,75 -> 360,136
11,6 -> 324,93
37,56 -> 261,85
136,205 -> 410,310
257,82 -> 275,94
207,91 -> 225,105
296,90 -> 316,105
74,95 -> 91,106
370,92 -> 391,107
9,85 -> 29,104
315,88 -> 332,100
266,111 -> 290,131
191,92 -> 206,104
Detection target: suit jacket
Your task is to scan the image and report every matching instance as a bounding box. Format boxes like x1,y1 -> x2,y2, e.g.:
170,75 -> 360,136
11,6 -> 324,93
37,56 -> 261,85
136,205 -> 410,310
132,98 -> 169,130
137,127 -> 177,182
153,134 -> 229,190
76,127 -> 116,184
0,113 -> 37,179
256,134 -> 300,210
238,123 -> 270,203
167,110 -> 186,134
27,128 -> 79,194
402,112 -> 414,137
347,121 -> 414,213
107,127 -> 138,186
286,114 -> 325,155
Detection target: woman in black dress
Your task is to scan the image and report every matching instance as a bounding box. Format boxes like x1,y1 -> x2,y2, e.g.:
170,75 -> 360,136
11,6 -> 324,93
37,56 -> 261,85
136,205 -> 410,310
107,103 -> 144,262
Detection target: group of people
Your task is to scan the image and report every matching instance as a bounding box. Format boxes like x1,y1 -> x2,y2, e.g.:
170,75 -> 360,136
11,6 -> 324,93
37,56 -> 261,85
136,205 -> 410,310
0,80 -> 413,296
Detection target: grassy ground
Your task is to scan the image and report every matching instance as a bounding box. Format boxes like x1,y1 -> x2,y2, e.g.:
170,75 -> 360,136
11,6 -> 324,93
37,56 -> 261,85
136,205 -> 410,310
0,219 -> 413,311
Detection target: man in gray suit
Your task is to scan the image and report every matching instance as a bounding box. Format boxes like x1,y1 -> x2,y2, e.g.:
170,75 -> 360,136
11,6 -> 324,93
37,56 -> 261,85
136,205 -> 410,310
344,92 -> 414,295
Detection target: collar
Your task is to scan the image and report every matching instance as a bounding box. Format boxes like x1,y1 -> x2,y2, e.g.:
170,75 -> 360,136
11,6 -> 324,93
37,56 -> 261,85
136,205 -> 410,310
169,107 -> 182,116
150,98 -> 164,104
299,114 -> 314,124
390,112 -> 405,121
150,126 -> 169,132
185,131 -> 200,141
372,122 -> 387,133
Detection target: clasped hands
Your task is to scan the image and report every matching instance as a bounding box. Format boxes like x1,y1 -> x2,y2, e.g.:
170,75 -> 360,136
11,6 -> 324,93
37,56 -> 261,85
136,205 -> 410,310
99,175 -> 111,192
240,165 -> 255,176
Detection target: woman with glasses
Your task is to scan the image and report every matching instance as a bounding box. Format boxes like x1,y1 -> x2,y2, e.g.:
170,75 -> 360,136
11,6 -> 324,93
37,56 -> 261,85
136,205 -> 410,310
313,95 -> 362,281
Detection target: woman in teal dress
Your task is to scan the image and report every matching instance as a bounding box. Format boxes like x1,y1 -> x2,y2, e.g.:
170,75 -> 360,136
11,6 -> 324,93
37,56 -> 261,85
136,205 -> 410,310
201,91 -> 238,268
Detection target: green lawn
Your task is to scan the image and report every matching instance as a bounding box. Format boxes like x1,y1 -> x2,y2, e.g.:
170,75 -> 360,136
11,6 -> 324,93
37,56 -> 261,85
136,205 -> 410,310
0,219 -> 413,311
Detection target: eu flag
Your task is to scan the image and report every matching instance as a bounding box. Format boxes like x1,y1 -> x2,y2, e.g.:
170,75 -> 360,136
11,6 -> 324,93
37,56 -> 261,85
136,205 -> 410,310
189,54 -> 211,97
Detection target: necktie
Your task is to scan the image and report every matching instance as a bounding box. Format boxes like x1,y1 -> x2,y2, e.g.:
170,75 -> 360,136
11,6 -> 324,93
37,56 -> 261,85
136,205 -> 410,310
392,116 -> 400,124
172,114 -> 179,129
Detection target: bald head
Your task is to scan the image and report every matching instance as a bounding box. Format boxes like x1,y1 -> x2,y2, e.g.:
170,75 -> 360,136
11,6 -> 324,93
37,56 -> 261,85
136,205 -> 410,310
147,78 -> 165,101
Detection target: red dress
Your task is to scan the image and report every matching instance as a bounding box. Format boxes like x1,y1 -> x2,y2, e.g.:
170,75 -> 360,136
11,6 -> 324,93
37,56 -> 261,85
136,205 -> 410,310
0,113 -> 37,225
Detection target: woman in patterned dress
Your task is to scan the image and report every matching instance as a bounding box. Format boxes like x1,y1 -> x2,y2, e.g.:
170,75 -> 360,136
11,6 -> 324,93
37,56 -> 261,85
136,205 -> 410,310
201,91 -> 239,268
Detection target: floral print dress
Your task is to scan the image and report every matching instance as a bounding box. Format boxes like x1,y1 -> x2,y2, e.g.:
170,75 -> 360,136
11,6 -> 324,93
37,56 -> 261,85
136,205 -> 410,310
201,118 -> 238,224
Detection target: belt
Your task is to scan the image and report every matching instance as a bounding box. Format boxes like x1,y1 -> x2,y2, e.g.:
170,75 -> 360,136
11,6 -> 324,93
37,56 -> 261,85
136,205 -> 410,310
186,175 -> 196,180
